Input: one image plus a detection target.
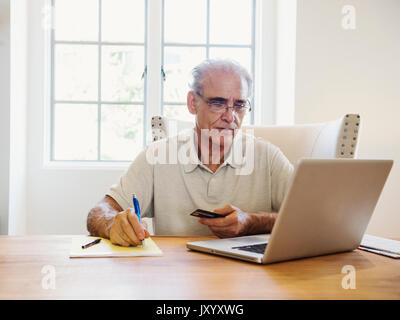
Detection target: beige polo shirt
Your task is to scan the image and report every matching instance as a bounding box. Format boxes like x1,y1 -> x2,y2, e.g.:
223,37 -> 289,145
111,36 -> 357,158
107,128 -> 294,236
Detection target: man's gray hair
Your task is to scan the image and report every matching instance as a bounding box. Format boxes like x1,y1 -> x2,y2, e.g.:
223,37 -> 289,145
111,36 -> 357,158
189,58 -> 253,98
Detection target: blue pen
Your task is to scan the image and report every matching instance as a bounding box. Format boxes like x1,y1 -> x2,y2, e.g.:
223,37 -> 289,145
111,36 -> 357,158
132,193 -> 143,245
132,193 -> 142,223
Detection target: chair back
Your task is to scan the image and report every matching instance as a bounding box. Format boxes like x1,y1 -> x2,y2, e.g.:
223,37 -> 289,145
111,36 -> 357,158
151,114 -> 361,164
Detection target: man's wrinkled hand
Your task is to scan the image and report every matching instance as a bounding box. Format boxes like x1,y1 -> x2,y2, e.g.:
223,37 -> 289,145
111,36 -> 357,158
109,208 -> 150,246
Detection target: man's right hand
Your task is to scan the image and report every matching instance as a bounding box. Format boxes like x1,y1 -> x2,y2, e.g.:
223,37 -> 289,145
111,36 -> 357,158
109,208 -> 150,247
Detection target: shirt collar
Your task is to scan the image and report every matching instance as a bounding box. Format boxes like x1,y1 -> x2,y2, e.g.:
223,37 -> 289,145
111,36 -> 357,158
182,128 -> 246,173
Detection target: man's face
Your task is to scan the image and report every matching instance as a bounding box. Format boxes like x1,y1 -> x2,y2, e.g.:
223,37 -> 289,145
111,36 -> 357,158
188,70 -> 249,149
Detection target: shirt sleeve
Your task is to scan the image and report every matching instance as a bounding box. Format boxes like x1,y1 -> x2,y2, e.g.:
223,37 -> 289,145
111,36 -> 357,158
269,144 -> 294,212
106,147 -> 154,218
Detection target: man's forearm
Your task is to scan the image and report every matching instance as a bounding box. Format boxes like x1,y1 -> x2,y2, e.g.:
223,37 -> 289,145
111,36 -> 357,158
246,212 -> 278,235
87,197 -> 121,238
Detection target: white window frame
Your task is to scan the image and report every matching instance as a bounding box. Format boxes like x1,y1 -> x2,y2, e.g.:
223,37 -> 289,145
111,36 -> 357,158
44,0 -> 282,168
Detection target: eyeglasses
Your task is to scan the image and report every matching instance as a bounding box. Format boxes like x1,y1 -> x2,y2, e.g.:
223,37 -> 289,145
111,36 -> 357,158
195,92 -> 251,114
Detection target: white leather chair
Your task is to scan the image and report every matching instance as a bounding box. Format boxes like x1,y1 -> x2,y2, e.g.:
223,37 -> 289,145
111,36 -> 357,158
151,114 -> 361,164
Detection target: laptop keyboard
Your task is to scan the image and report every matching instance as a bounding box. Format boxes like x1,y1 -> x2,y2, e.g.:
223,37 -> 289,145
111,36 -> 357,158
232,243 -> 267,254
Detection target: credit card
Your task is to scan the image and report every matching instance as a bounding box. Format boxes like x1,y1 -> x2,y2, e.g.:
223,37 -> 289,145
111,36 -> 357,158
190,209 -> 225,218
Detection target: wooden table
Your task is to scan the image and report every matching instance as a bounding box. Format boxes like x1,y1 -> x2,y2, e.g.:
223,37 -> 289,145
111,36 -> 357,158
0,235 -> 399,300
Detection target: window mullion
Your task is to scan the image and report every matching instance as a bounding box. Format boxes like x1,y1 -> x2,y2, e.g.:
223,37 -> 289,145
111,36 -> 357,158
50,0 -> 56,161
97,0 -> 103,160
146,0 -> 163,138
206,0 -> 210,59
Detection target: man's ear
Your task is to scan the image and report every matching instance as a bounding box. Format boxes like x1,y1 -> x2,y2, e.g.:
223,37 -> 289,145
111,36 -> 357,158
187,91 -> 198,115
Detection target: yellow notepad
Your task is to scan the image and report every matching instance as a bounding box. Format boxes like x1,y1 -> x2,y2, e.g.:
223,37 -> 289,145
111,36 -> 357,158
69,236 -> 163,258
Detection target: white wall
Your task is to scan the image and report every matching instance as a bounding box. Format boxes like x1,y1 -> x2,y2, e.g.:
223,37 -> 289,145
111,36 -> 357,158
295,0 -> 400,237
0,0 -> 10,234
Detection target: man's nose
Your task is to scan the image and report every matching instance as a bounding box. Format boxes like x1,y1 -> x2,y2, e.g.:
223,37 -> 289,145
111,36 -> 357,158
221,106 -> 235,122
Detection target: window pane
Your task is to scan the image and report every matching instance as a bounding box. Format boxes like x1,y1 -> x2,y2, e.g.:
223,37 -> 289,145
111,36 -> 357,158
101,105 -> 143,160
54,104 -> 98,160
102,0 -> 145,43
164,0 -> 206,44
54,0 -> 98,41
163,105 -> 195,123
55,44 -> 98,101
209,47 -> 252,74
164,46 -> 206,102
210,0 -> 252,45
102,46 -> 145,102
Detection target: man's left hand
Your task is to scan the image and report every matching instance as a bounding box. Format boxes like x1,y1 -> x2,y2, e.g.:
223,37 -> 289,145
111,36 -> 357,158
197,204 -> 251,238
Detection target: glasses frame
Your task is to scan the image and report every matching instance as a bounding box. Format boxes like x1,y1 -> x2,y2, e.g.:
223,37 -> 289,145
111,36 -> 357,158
195,92 -> 252,114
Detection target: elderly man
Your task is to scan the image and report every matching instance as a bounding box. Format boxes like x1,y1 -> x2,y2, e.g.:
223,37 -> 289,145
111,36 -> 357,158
87,59 -> 293,246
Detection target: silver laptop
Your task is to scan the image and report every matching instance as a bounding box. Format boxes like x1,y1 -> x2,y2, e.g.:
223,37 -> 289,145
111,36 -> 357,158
187,159 -> 393,264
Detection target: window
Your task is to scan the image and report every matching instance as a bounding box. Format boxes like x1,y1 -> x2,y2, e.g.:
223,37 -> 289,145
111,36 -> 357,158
50,0 -> 256,162
51,0 -> 147,162
162,0 -> 255,124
